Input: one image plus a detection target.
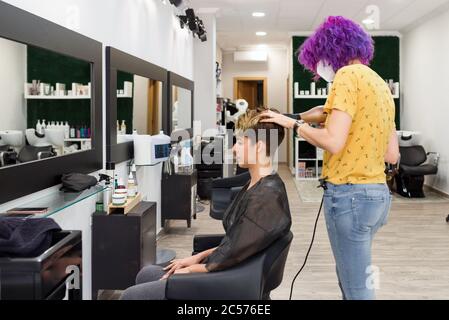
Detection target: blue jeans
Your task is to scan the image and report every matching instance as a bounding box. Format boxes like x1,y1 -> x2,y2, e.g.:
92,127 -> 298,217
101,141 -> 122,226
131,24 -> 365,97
323,182 -> 392,300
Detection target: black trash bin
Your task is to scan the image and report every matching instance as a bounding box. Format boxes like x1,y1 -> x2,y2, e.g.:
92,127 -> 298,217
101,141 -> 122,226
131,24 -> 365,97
0,230 -> 82,300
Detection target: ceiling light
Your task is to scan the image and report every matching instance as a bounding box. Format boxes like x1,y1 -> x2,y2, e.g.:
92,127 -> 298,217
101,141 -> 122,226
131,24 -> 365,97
252,12 -> 265,17
362,18 -> 375,25
256,31 -> 267,36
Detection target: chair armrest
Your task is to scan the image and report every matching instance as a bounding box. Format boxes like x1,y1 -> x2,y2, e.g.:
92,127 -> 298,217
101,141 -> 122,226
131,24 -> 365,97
193,234 -> 225,253
230,187 -> 243,200
37,151 -> 55,160
166,255 -> 264,300
211,172 -> 250,189
427,152 -> 440,166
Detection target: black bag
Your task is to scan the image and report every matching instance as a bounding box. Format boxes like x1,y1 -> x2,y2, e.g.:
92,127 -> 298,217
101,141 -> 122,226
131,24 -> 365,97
60,173 -> 98,192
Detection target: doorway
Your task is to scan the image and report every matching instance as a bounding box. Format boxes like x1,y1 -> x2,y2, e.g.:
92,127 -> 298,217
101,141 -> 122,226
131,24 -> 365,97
233,77 -> 267,109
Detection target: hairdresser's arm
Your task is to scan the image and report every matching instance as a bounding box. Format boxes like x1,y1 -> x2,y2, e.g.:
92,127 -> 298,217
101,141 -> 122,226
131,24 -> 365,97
299,106 -> 327,124
262,109 -> 351,155
384,127 -> 400,164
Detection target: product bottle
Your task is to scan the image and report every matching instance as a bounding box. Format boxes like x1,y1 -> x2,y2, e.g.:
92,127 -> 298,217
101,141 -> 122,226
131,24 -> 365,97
87,127 -> 91,138
80,126 -> 85,139
70,125 -> 75,138
76,126 -> 81,138
114,173 -> 119,190
42,119 -> 47,130
36,120 -> 42,134
127,172 -> 137,197
102,176 -> 112,210
64,121 -> 70,139
121,120 -> 127,134
173,153 -> 179,174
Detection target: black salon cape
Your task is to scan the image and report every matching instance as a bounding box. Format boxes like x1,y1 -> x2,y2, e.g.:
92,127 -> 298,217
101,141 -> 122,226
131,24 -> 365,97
203,173 -> 292,272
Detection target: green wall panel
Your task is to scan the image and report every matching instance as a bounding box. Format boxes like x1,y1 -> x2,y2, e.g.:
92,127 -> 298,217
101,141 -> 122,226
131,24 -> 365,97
26,45 -> 91,129
117,70 -> 134,134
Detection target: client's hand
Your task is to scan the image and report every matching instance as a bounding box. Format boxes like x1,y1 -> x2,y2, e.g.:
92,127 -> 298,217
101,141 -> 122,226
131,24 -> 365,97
160,264 -> 208,279
161,255 -> 202,279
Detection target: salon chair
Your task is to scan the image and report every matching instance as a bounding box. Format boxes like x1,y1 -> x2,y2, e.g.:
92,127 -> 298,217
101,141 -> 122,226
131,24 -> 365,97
165,231 -> 293,300
0,146 -> 17,167
209,170 -> 250,220
17,145 -> 56,163
395,145 -> 439,198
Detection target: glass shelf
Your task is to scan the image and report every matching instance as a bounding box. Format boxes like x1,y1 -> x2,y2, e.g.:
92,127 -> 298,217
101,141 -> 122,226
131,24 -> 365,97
1,185 -> 106,219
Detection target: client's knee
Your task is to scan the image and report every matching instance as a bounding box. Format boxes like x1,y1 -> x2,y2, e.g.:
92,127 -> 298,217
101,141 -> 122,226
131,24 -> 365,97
136,265 -> 165,284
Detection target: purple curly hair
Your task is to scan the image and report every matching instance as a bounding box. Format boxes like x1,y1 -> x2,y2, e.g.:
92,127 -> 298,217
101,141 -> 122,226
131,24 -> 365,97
298,16 -> 374,79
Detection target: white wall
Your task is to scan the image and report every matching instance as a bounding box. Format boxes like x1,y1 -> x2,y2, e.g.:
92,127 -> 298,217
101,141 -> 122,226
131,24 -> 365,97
221,47 -> 289,163
193,13 -> 217,131
402,7 -> 449,194
0,38 -> 27,132
1,0 -> 194,299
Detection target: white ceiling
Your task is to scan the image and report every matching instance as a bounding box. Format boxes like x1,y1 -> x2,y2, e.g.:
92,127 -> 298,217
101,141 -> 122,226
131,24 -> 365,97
189,0 -> 449,50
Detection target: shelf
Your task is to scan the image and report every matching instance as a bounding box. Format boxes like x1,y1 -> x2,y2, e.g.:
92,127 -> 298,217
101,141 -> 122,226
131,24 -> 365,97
298,158 -> 317,161
64,138 -> 91,142
296,95 -> 328,99
1,185 -> 106,219
25,95 -> 91,100
117,94 -> 133,98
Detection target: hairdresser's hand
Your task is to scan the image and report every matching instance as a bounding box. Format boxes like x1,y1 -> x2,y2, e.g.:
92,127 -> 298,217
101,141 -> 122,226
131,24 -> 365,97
261,110 -> 296,129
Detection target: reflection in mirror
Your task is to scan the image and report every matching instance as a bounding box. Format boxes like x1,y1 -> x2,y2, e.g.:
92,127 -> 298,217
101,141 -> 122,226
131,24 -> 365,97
172,86 -> 192,130
0,37 -> 92,169
116,71 -> 163,143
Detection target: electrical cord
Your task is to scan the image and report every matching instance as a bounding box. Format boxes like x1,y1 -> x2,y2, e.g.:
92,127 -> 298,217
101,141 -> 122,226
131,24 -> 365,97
289,178 -> 327,300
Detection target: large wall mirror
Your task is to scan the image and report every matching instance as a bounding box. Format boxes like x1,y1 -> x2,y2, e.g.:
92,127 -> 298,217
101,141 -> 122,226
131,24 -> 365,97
106,47 -> 168,164
0,2 -> 102,204
168,72 -> 194,133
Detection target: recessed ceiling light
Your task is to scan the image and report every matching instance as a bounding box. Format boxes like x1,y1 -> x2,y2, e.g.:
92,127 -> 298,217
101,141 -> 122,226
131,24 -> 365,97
362,18 -> 375,25
252,12 -> 265,17
256,31 -> 267,36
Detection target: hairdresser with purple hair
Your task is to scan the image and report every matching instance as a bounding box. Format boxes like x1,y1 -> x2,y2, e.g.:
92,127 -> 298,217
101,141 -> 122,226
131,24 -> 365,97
263,16 -> 399,300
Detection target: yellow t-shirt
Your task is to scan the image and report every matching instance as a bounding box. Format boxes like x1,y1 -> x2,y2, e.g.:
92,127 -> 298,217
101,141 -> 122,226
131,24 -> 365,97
322,64 -> 395,185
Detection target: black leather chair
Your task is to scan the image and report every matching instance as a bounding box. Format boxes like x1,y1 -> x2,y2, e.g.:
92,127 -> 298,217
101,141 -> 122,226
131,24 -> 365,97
18,145 -> 56,163
0,145 -> 17,167
209,171 -> 250,220
165,231 -> 293,300
395,145 -> 439,198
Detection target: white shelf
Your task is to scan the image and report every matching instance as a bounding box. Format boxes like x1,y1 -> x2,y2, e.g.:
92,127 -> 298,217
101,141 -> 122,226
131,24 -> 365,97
295,136 -> 321,181
117,94 -> 133,98
296,95 -> 328,99
25,95 -> 91,100
64,138 -> 91,142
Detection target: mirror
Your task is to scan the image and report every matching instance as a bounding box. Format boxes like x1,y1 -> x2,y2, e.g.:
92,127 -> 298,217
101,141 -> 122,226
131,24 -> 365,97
168,72 -> 194,133
0,1 -> 102,204
116,71 -> 163,143
106,47 -> 168,164
0,36 -> 93,169
171,86 -> 192,131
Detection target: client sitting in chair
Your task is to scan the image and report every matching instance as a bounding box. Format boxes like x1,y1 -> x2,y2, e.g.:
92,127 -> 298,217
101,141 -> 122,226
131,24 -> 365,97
121,107 -> 292,300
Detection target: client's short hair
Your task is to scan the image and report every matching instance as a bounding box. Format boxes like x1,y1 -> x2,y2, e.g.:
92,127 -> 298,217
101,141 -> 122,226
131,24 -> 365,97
236,107 -> 285,157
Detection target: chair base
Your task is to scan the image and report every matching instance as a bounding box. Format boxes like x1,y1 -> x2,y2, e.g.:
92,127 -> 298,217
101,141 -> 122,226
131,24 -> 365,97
395,174 -> 425,198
